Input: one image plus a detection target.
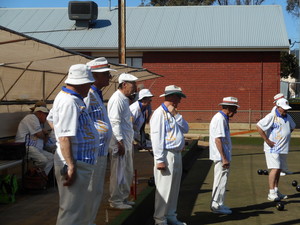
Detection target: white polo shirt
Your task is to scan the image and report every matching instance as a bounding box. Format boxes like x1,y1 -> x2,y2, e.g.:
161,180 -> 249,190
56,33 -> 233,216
50,87 -> 100,165
15,114 -> 44,150
257,109 -> 296,154
150,104 -> 189,163
209,111 -> 232,162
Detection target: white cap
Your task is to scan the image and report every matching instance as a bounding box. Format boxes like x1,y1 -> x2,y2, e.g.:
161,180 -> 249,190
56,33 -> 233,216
118,73 -> 138,84
138,89 -> 154,100
273,93 -> 284,103
159,85 -> 186,98
276,98 -> 292,110
65,64 -> 95,85
219,97 -> 240,108
34,106 -> 49,114
86,57 -> 117,73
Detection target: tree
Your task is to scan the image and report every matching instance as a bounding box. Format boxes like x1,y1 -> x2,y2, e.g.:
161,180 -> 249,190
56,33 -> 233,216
215,0 -> 265,4
286,0 -> 300,17
149,0 -> 215,6
280,52 -> 299,79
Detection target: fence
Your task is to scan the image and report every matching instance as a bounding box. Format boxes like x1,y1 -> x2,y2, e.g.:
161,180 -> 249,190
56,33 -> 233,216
178,110 -> 300,129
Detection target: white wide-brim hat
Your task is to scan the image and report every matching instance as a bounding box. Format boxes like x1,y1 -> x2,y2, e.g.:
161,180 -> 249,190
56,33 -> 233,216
159,85 -> 186,98
65,64 -> 95,85
86,57 -> 117,73
118,73 -> 138,84
276,98 -> 292,110
219,97 -> 240,107
138,89 -> 154,100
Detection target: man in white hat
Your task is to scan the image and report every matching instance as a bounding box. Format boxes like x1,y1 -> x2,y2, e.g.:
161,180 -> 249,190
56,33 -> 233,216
15,106 -> 54,176
270,93 -> 293,176
130,89 -> 154,148
49,64 -> 100,225
209,97 -> 239,214
150,85 -> 189,225
107,72 -> 138,209
84,57 -> 117,223
257,98 -> 295,202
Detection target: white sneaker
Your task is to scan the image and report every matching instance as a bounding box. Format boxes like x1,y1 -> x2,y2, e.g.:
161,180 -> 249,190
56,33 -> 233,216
167,218 -> 187,225
280,172 -> 286,176
211,206 -> 232,214
124,200 -> 135,206
277,191 -> 288,199
267,193 -> 280,202
109,203 -> 132,209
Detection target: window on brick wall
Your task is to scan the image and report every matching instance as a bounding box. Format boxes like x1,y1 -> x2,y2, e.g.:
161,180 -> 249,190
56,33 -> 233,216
106,57 -> 142,68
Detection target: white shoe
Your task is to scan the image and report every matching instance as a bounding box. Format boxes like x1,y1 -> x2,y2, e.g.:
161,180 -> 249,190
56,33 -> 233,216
109,203 -> 132,209
280,172 -> 286,176
167,218 -> 187,225
124,200 -> 135,206
277,191 -> 288,199
211,206 -> 232,214
267,193 -> 280,202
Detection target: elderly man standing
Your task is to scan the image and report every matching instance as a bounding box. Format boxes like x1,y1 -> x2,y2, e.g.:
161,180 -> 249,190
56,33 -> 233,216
50,64 -> 99,225
257,98 -> 295,201
85,57 -> 116,224
15,106 -> 53,176
150,85 -> 189,225
209,97 -> 239,215
108,73 -> 138,210
130,88 -> 154,148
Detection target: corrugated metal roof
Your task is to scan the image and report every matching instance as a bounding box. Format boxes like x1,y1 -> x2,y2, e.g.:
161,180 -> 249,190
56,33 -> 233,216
0,5 -> 289,51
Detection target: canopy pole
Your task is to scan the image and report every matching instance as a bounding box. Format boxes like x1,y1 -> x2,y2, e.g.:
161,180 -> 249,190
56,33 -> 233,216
0,61 -> 33,102
43,71 -> 45,101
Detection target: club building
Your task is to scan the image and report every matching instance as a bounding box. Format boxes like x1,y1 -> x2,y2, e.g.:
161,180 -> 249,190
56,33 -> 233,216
0,4 -> 290,123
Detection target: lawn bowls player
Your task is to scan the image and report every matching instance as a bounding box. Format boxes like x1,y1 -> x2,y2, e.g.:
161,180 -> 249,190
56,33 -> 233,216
85,57 -> 117,224
257,98 -> 295,202
107,73 -> 138,209
150,85 -> 189,225
209,97 -> 239,215
49,64 -> 100,225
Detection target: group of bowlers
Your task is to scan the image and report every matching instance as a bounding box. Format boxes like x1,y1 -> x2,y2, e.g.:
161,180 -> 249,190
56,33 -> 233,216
15,55 -> 296,225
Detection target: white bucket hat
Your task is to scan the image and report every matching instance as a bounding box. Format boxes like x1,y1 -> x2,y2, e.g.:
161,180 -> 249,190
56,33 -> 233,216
219,97 -> 240,107
273,93 -> 284,103
65,64 -> 95,85
118,73 -> 138,84
138,89 -> 154,100
86,57 -> 117,72
276,98 -> 292,110
34,106 -> 49,114
159,85 -> 186,98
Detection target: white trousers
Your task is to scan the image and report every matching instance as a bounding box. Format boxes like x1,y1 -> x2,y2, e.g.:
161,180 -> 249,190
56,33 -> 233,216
211,161 -> 230,208
153,150 -> 182,224
55,160 -> 94,225
88,155 -> 107,225
109,147 -> 133,205
28,146 -> 54,175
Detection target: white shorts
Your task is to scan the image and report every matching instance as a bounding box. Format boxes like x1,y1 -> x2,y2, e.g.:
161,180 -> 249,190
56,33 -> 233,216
265,152 -> 287,169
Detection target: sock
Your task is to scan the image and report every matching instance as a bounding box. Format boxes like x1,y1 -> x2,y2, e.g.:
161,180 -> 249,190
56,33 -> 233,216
274,187 -> 278,193
269,189 -> 275,194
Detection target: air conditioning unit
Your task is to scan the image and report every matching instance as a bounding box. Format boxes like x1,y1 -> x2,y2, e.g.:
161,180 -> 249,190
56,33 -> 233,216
68,1 -> 98,21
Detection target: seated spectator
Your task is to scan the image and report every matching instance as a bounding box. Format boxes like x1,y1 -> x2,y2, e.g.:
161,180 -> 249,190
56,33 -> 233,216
15,106 -> 54,176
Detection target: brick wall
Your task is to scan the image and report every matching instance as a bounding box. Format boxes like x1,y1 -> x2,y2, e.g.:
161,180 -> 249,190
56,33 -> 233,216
140,51 -> 281,115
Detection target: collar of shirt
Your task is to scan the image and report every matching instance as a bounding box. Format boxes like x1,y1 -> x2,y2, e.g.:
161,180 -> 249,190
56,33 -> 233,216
219,110 -> 229,128
91,85 -> 103,102
62,86 -> 84,101
275,108 -> 288,122
139,101 -> 147,113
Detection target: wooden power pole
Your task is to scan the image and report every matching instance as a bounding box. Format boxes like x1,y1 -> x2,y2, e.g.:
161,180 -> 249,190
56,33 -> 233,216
118,0 -> 126,65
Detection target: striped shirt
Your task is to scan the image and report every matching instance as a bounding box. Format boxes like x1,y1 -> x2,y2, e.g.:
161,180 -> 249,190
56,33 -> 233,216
85,85 -> 112,156
51,87 -> 100,165
150,104 -> 189,163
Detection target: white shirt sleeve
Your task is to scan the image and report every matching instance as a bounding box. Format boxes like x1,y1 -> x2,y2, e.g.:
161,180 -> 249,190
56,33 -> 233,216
150,108 -> 166,163
257,113 -> 274,132
108,97 -> 124,141
174,113 -> 189,134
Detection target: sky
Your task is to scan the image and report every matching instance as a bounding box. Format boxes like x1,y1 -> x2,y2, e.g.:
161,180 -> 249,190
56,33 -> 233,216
0,0 -> 299,49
